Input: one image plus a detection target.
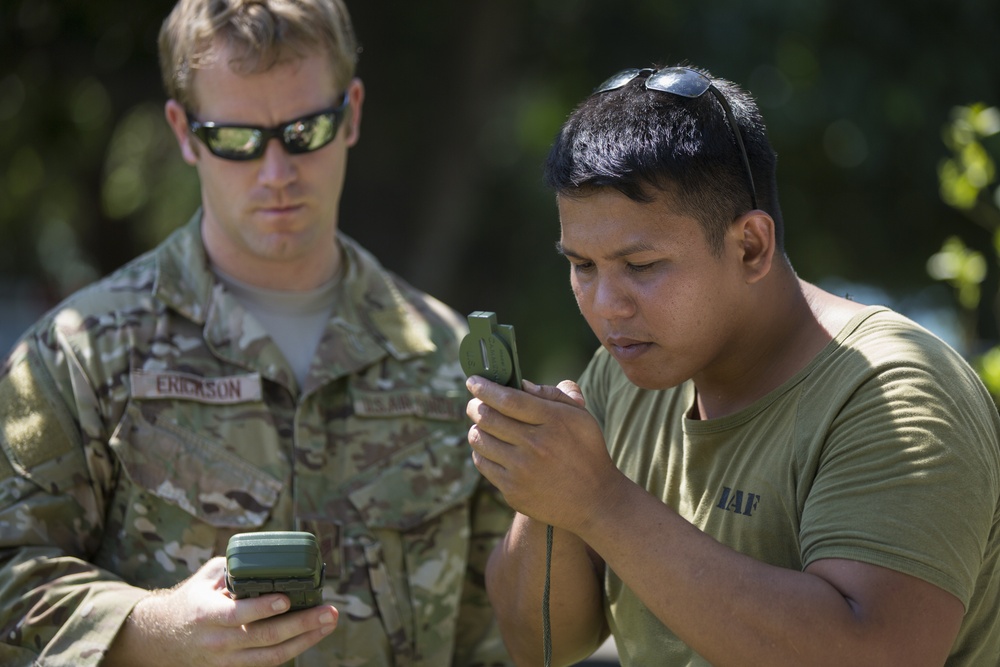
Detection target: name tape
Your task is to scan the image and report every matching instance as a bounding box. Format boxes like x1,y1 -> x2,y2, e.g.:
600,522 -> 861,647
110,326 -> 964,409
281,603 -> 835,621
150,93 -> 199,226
131,370 -> 263,404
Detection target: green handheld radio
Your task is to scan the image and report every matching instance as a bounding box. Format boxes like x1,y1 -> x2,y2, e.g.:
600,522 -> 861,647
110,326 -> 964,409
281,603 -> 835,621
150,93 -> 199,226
225,531 -> 325,611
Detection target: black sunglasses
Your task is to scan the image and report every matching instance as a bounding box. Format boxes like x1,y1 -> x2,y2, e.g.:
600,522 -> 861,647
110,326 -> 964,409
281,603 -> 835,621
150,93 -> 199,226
594,67 -> 758,211
186,91 -> 350,161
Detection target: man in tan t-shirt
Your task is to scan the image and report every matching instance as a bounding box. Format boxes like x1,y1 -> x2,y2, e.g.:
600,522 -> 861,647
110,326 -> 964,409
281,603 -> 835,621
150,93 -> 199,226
465,64 -> 1000,666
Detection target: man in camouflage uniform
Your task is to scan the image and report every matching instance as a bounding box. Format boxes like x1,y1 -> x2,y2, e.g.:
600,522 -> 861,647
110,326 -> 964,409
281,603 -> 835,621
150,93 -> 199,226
0,0 -> 512,665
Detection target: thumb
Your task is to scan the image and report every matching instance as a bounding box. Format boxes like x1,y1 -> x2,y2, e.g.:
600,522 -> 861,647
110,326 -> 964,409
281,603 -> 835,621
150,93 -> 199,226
522,379 -> 587,408
556,379 -> 586,407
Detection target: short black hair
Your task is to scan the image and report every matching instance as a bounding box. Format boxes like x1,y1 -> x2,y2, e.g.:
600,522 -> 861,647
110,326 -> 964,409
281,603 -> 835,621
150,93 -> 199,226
544,65 -> 783,254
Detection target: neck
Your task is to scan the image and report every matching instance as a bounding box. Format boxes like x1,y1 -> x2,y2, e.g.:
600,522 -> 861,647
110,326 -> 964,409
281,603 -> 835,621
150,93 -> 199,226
201,220 -> 342,292
693,263 -> 835,420
215,252 -> 342,291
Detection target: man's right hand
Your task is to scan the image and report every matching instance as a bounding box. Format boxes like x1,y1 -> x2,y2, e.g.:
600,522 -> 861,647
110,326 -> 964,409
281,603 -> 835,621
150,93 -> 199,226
103,556 -> 338,667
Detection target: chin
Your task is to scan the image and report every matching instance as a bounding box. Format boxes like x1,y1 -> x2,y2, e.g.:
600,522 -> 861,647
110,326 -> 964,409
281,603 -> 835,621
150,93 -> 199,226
619,366 -> 679,391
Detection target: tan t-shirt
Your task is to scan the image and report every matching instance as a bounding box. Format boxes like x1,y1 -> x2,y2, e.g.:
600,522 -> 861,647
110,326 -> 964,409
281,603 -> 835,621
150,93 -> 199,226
579,307 -> 1000,666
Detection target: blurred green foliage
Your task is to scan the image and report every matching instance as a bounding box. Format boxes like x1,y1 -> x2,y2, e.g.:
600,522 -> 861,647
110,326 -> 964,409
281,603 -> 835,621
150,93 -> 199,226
2,0 -> 999,384
931,103 -> 1000,402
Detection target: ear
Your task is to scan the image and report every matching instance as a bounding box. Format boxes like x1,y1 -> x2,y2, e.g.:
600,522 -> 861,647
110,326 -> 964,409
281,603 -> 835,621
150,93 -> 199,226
736,211 -> 776,284
164,99 -> 199,165
342,77 -> 364,147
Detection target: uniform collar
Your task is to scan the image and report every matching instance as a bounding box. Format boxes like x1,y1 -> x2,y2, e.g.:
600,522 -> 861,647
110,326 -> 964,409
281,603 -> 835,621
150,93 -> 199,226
152,213 -> 215,324
151,211 -> 437,390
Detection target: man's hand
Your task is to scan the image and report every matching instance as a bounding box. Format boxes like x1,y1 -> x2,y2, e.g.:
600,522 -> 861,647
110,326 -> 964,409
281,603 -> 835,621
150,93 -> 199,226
471,378 -> 613,664
465,376 -> 625,534
104,557 -> 338,667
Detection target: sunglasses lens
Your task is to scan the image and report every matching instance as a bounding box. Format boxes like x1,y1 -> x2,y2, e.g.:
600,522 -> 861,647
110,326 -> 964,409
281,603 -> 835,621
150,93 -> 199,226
645,68 -> 711,98
205,127 -> 264,160
283,111 -> 340,154
594,68 -> 646,94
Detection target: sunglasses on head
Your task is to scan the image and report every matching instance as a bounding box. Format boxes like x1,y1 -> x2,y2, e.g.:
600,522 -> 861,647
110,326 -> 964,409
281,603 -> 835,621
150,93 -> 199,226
186,91 -> 350,161
594,66 -> 758,211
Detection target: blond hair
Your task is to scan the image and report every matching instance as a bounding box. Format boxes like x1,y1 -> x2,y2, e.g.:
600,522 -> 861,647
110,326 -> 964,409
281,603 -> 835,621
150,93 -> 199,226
158,0 -> 358,110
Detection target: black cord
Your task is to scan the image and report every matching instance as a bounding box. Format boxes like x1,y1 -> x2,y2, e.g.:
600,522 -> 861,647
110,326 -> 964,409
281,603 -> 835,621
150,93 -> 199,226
542,523 -> 553,666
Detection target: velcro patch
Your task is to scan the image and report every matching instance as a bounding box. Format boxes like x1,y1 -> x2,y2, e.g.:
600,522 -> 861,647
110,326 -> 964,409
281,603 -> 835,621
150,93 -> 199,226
0,356 -> 78,473
131,370 -> 263,404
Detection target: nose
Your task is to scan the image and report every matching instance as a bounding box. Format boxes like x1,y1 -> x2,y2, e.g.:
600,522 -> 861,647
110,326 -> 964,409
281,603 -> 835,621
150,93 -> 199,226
584,274 -> 636,321
257,138 -> 297,188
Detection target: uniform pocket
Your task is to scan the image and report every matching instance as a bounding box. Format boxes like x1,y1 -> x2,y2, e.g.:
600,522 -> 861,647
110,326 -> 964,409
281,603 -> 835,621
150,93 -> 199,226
110,402 -> 283,528
98,402 -> 285,586
347,431 -> 479,531
342,430 -> 481,663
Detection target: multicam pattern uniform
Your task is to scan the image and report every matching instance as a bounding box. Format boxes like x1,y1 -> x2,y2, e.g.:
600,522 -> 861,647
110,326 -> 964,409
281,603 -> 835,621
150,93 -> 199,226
0,215 -> 513,667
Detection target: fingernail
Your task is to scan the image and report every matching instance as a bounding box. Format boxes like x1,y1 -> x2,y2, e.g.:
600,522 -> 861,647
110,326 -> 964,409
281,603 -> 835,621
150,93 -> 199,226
466,376 -> 481,390
319,611 -> 335,624
523,379 -> 538,390
272,598 -> 289,612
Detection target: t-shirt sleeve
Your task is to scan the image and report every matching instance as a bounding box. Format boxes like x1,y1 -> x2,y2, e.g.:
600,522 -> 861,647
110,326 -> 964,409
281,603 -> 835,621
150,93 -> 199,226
799,340 -> 1000,608
577,347 -> 614,431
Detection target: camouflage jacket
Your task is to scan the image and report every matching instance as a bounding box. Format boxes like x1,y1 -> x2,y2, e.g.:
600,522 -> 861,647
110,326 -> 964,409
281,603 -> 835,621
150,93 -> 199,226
0,214 -> 513,667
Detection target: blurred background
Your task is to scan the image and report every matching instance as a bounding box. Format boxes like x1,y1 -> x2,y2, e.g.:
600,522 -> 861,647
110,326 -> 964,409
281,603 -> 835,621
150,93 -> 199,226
3,0 -> 1000,398
2,2 -> 998,664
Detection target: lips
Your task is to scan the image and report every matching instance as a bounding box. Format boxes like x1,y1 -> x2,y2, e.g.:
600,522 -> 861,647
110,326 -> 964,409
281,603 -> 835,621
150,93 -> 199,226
257,203 -> 304,214
605,336 -> 652,361
253,203 -> 307,226
251,190 -> 307,214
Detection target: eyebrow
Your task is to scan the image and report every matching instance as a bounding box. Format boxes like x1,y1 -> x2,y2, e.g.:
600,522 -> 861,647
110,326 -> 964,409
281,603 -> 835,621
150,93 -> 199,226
190,92 -> 348,128
554,240 -> 659,260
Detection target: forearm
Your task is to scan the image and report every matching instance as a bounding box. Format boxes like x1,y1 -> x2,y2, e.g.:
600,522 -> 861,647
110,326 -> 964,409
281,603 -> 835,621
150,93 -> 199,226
103,592 -> 182,667
486,513 -> 607,666
578,478 -> 959,667
0,547 -> 148,667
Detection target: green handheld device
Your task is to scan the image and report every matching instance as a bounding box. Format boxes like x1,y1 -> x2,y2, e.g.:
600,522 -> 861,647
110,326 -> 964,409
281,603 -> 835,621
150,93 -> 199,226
459,311 -> 523,389
460,311 -> 552,665
225,531 -> 325,611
